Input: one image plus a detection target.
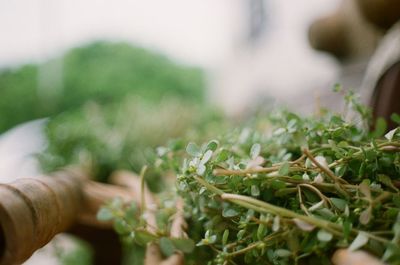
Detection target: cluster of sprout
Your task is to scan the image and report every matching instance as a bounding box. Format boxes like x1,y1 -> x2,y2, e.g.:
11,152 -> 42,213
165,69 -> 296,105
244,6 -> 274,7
99,91 -> 400,265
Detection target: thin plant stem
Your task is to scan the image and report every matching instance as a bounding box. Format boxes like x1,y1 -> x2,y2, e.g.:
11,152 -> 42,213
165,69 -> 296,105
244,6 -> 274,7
140,165 -> 148,213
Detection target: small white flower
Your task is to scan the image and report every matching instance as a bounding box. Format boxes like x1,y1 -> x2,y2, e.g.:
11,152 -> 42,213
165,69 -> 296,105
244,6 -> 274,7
293,218 -> 315,231
246,156 -> 265,169
302,173 -> 310,180
314,174 -> 324,183
314,156 -> 328,168
308,200 -> 324,212
189,157 -> 200,168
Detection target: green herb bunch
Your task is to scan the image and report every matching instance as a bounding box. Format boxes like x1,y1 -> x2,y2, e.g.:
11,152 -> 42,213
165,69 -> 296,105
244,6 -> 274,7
0,41 -> 204,133
98,193 -> 196,258
177,127 -> 400,264
39,96 -> 225,191
101,92 -> 400,264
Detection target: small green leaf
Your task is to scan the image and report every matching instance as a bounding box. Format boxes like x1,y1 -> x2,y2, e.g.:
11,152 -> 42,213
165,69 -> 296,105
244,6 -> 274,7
97,208 -> 113,221
207,140 -> 219,151
208,234 -> 217,244
371,117 -> 387,137
358,162 -> 366,177
343,219 -> 352,240
186,142 -> 201,157
274,127 -> 286,135
171,238 -> 195,253
195,240 -> 206,247
315,208 -> 335,220
378,174 -> 398,192
271,179 -> 286,189
125,202 -> 138,220
332,83 -> 342,92
257,223 -> 266,240
222,207 -> 239,218
275,249 -> 292,258
237,229 -> 246,239
287,119 -> 297,130
349,232 -> 369,251
199,186 -> 207,194
317,230 -> 333,242
272,215 -> 280,232
222,229 -> 229,245
292,174 -> 302,180
391,113 -> 400,125
111,197 -> 123,208
134,230 -> 157,245
251,185 -> 260,197
335,165 -> 347,177
250,143 -> 261,159
159,237 -> 176,256
279,162 -> 290,176
383,243 -> 400,261
330,115 -> 343,125
113,219 -> 129,234
393,195 -> 400,208
246,209 -> 255,220
216,149 -> 229,162
330,197 -> 347,211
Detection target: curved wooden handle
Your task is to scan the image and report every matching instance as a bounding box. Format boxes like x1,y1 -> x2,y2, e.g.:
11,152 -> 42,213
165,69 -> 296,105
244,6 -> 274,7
0,169 -> 84,265
308,9 -> 350,60
355,0 -> 400,30
0,168 -> 141,265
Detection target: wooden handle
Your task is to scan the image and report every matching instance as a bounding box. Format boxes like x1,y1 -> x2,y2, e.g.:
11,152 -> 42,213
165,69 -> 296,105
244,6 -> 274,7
308,15 -> 349,59
0,169 -> 84,265
0,168 -> 142,265
356,0 -> 400,30
308,0 -> 382,61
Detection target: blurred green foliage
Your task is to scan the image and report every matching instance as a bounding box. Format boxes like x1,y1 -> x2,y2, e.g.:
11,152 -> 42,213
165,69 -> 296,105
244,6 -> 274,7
38,97 -> 226,191
0,41 -> 204,132
56,237 -> 93,265
30,41 -> 226,191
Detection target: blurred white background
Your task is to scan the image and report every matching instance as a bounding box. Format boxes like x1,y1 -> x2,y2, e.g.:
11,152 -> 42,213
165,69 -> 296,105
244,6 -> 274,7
0,0 -> 341,113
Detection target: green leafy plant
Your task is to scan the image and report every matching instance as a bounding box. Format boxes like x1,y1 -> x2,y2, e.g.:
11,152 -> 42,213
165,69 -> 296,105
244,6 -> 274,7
55,237 -> 93,265
39,96 -> 225,190
0,41 -> 204,132
97,196 -> 195,257
101,91 -> 400,264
